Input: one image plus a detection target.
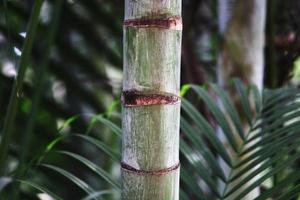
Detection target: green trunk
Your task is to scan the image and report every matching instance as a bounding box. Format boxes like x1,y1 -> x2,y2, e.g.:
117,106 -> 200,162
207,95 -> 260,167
122,1 -> 182,199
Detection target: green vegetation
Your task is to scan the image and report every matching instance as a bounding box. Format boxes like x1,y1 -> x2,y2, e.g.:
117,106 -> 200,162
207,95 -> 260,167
0,0 -> 299,199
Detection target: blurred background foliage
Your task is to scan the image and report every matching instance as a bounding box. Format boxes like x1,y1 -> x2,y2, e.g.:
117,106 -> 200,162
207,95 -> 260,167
0,0 -> 299,199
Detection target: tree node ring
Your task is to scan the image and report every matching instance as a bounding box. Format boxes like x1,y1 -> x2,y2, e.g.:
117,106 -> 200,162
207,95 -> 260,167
124,16 -> 182,30
121,162 -> 180,176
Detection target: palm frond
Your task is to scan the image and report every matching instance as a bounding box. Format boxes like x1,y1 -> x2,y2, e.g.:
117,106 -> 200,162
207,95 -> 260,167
14,81 -> 300,199
180,80 -> 300,199
18,180 -> 63,200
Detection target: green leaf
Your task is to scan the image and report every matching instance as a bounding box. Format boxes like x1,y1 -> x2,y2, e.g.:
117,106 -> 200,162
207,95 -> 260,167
0,0 -> 45,175
41,164 -> 95,194
277,184 -> 300,200
57,151 -> 121,190
57,115 -> 79,133
181,118 -> 226,182
211,83 -> 245,140
237,130 -> 300,169
263,88 -> 299,110
230,153 -> 300,200
180,168 -> 207,200
81,190 -> 115,200
180,84 -> 191,97
18,180 -> 63,200
36,133 -> 70,165
190,85 -> 239,153
250,84 -> 262,112
248,110 -> 300,146
231,140 -> 300,182
232,79 -> 253,125
180,141 -> 221,197
253,172 -> 300,200
182,98 -> 233,167
180,81 -> 300,199
75,134 -> 120,162
93,115 -> 122,137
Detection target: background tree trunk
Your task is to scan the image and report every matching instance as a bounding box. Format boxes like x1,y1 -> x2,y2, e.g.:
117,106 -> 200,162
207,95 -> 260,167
218,0 -> 266,91
217,0 -> 266,199
122,1 -> 182,199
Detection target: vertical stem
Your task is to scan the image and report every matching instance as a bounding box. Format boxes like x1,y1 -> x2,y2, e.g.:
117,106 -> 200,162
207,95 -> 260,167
16,0 -> 63,178
0,0 -> 44,176
122,1 -> 182,200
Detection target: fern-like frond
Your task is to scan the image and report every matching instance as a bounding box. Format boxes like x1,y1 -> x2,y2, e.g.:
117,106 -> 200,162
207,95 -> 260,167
15,81 -> 300,200
180,80 -> 300,199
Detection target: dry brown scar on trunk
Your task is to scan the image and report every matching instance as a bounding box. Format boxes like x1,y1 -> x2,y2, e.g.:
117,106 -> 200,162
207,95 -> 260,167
122,90 -> 180,107
124,16 -> 182,30
121,162 -> 180,176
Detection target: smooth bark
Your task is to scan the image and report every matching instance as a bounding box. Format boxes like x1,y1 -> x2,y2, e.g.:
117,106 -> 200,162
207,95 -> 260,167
122,1 -> 182,200
218,0 -> 266,91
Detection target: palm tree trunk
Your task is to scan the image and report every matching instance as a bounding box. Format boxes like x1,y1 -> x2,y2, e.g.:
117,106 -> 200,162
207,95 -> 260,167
122,1 -> 182,199
218,0 -> 266,92
217,0 -> 266,199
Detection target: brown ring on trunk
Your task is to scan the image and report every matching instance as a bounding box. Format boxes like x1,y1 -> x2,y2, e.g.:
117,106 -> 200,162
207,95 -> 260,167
121,162 -> 180,176
122,90 -> 181,107
124,16 -> 182,30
